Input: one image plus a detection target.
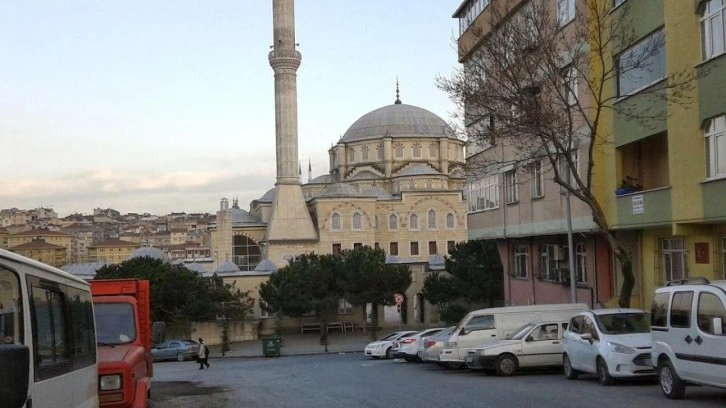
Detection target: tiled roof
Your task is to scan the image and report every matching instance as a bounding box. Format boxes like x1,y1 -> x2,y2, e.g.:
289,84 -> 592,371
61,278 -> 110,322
90,238 -> 139,248
11,239 -> 65,250
10,229 -> 71,237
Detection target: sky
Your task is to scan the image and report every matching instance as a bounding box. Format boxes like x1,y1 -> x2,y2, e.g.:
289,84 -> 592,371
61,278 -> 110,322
0,1 -> 463,217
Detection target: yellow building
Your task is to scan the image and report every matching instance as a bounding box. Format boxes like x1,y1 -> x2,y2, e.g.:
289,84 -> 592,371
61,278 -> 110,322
7,229 -> 72,264
88,238 -> 140,264
9,238 -> 67,268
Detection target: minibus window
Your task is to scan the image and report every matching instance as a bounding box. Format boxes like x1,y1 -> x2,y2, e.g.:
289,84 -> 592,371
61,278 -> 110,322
0,267 -> 23,345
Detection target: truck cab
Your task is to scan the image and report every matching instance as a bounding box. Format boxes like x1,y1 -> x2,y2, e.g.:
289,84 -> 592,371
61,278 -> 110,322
91,279 -> 153,408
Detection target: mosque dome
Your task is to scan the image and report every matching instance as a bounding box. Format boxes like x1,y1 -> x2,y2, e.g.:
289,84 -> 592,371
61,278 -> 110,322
257,188 -> 276,203
315,183 -> 361,198
130,247 -> 169,262
340,103 -> 455,143
230,207 -> 259,224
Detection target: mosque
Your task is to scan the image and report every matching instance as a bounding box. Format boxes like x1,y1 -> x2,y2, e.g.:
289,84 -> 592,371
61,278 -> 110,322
207,0 -> 468,331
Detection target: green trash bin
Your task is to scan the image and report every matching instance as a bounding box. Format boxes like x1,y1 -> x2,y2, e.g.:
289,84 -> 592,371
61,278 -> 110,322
262,335 -> 282,357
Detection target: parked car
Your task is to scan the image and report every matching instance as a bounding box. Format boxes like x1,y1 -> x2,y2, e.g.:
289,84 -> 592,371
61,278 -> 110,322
364,331 -> 417,359
562,309 -> 655,385
419,327 -> 456,366
651,278 -> 726,399
466,320 -> 568,376
151,339 -> 200,362
392,327 -> 446,362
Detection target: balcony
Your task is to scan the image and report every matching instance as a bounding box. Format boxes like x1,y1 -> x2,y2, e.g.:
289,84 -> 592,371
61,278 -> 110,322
614,186 -> 671,228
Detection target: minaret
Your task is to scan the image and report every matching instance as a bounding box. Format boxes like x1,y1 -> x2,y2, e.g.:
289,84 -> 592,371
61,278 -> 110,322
266,0 -> 317,242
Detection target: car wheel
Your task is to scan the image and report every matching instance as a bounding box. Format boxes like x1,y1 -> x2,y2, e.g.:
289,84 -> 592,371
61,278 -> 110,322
495,354 -> 518,377
659,358 -> 686,399
176,353 -> 185,362
596,357 -> 614,386
385,347 -> 392,359
563,354 -> 580,380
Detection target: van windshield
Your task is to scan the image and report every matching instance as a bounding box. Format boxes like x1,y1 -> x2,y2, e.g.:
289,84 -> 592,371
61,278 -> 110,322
595,312 -> 650,334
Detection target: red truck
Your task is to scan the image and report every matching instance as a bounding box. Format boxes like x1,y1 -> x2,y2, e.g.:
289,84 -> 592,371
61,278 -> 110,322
91,279 -> 155,408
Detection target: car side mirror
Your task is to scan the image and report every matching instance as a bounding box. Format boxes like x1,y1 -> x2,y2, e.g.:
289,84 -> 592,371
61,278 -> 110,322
525,336 -> 533,342
459,328 -> 467,336
580,333 -> 593,344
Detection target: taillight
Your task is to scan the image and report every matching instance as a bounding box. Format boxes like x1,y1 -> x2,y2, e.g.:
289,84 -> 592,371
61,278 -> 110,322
424,340 -> 435,348
401,338 -> 416,344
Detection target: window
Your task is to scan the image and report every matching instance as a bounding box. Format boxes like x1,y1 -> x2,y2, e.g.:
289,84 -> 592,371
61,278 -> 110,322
468,175 -> 499,211
374,242 -> 380,250
670,291 -> 694,328
557,0 -> 575,26
651,292 -> 670,327
352,212 -> 362,230
505,170 -> 518,203
428,241 -> 438,255
618,30 -> 666,96
30,281 -> 70,378
338,299 -> 353,315
362,145 -> 369,161
540,245 -> 560,281
376,144 -> 383,159
0,268 -> 23,346
559,151 -> 579,188
466,315 -> 495,331
409,214 -> 419,230
614,0 -> 627,7
447,240 -> 456,254
410,242 -> 419,256
564,66 -> 578,106
575,243 -> 587,283
701,0 -> 726,60
427,210 -> 437,229
446,213 -> 455,229
662,237 -> 686,282
389,242 -> 399,256
259,300 -> 272,318
698,292 -> 726,335
513,245 -> 529,278
331,213 -> 341,231
412,142 -> 422,158
374,215 -> 378,230
429,143 -> 438,158
531,160 -> 544,198
332,243 -> 341,254
232,235 -> 262,271
705,115 -> 726,179
348,147 -> 355,162
394,143 -> 404,158
353,242 -> 363,250
388,214 -> 398,230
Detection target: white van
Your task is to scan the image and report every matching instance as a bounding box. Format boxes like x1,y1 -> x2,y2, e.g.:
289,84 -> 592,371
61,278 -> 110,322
651,278 -> 726,399
0,249 -> 98,408
439,303 -> 588,365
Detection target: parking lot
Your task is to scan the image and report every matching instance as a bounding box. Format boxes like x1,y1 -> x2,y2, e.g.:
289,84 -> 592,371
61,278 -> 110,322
150,353 -> 726,408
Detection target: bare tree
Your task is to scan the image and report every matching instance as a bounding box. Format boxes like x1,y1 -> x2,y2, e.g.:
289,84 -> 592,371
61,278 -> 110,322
438,0 -> 699,307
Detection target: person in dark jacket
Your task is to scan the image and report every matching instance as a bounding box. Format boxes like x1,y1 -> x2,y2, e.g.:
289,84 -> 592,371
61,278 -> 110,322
198,338 -> 210,369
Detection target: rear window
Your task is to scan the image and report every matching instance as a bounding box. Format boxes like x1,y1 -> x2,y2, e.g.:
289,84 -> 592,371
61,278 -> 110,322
595,313 -> 650,334
651,292 -> 670,327
670,291 -> 694,328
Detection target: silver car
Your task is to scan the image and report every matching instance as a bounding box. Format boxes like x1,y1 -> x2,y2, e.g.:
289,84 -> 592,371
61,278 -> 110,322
418,327 -> 455,366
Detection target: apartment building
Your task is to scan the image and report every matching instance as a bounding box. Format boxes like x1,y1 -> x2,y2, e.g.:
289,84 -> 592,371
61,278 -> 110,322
10,238 -> 67,267
7,229 -> 73,264
88,238 -> 140,264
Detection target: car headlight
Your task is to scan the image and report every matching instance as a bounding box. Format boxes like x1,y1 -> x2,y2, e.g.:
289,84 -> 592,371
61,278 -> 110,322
99,374 -> 122,391
606,341 -> 635,354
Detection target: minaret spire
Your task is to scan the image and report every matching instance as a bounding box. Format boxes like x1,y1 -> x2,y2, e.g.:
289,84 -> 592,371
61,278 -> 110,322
308,158 -> 312,182
266,0 -> 317,242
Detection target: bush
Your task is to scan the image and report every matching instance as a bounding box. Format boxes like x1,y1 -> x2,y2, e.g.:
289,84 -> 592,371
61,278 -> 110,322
440,304 -> 469,325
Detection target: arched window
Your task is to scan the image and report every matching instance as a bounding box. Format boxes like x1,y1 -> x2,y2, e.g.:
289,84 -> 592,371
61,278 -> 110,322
412,142 -> 422,158
394,143 -> 404,158
389,214 -> 398,230
446,213 -> 455,229
374,215 -> 379,230
232,235 -> 262,271
429,142 -> 438,158
331,213 -> 341,230
352,212 -> 362,230
348,147 -> 355,162
409,214 -> 419,230
376,144 -> 383,159
362,145 -> 369,161
428,210 -> 437,229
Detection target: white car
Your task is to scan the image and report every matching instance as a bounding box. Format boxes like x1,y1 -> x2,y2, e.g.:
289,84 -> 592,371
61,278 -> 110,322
465,321 -> 567,376
392,327 -> 446,362
562,309 -> 655,385
364,331 -> 417,359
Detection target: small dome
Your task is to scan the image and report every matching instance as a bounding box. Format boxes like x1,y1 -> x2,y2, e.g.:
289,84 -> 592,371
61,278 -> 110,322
230,207 -> 259,224
361,186 -> 394,200
341,103 -> 455,143
315,183 -> 361,198
216,260 -> 240,274
307,174 -> 336,185
130,247 -> 169,262
395,164 -> 441,177
253,259 -> 278,274
257,188 -> 276,203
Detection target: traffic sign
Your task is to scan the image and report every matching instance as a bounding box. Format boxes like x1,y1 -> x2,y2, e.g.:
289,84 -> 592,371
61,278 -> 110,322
394,293 -> 404,305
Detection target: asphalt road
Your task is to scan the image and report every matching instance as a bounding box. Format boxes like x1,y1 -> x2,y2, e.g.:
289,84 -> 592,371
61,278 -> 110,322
150,353 -> 726,408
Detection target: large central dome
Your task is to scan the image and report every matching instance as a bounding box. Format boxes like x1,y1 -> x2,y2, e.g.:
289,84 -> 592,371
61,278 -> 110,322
341,103 -> 455,143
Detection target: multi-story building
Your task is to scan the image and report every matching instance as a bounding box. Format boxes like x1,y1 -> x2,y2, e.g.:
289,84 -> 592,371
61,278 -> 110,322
7,228 -> 73,264
9,238 -> 67,267
602,0 -> 726,308
88,238 -> 140,264
61,223 -> 98,263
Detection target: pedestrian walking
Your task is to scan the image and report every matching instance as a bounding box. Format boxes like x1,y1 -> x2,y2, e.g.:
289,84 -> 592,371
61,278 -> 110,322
198,338 -> 210,370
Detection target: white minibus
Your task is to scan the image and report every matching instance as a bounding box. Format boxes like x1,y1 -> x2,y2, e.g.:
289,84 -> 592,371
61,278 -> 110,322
0,249 -> 98,408
439,303 -> 588,364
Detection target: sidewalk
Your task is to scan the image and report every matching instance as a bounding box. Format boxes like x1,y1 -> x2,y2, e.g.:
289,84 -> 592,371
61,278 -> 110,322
206,332 -> 373,358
